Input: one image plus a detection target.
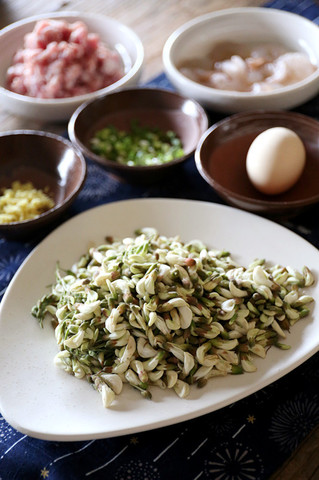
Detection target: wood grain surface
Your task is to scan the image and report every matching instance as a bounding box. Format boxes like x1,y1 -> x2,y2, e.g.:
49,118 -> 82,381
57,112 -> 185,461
1,1 -> 319,478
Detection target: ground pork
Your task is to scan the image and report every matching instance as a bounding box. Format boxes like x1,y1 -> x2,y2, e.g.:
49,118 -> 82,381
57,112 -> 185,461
6,19 -> 124,98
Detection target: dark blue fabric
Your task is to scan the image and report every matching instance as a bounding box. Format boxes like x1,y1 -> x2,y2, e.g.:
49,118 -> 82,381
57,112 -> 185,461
1,1 -> 319,479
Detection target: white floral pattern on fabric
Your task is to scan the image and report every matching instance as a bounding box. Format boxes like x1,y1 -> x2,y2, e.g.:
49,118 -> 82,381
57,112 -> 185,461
203,442 -> 264,480
269,392 -> 319,452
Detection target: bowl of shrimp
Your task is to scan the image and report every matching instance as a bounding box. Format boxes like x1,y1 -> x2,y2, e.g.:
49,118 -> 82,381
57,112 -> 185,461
163,7 -> 319,113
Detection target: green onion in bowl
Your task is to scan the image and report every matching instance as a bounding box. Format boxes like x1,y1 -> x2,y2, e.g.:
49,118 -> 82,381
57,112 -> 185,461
90,120 -> 184,166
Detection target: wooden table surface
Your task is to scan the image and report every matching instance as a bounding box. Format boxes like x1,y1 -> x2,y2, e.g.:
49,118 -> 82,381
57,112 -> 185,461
1,1 -> 319,478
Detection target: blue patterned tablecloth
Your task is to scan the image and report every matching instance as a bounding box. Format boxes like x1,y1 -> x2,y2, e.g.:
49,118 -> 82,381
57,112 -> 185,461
1,1 -> 319,479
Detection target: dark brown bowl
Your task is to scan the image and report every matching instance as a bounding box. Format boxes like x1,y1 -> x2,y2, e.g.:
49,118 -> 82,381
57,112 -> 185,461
68,87 -> 208,183
195,111 -> 319,217
0,130 -> 86,239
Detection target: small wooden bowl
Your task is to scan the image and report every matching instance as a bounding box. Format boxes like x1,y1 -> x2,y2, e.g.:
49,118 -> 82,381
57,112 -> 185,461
195,111 -> 319,217
68,87 -> 208,183
0,130 -> 86,239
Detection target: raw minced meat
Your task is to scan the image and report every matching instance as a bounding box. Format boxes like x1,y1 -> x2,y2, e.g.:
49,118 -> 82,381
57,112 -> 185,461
6,19 -> 124,99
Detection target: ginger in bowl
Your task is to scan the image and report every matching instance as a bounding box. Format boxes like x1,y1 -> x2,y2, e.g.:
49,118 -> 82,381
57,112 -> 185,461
0,130 -> 86,239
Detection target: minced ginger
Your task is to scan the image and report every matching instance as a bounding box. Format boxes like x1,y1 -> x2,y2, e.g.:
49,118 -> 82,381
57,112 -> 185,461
0,181 -> 54,223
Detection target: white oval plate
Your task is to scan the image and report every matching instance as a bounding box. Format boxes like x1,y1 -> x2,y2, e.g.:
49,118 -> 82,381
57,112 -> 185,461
0,198 -> 318,441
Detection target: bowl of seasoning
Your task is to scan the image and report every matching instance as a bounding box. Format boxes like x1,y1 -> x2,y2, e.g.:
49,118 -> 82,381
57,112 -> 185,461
0,130 -> 86,239
0,12 -> 144,121
68,87 -> 208,183
163,8 -> 319,113
195,110 -> 319,217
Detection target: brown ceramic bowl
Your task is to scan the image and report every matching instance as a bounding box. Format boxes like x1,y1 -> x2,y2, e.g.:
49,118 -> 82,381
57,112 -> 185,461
68,87 -> 208,183
195,111 -> 319,217
0,130 -> 86,239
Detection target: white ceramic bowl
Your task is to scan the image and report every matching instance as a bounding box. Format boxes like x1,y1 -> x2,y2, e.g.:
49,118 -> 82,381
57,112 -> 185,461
163,7 -> 319,113
0,11 -> 144,121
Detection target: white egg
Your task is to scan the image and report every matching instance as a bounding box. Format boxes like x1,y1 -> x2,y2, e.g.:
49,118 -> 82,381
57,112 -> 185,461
246,127 -> 306,195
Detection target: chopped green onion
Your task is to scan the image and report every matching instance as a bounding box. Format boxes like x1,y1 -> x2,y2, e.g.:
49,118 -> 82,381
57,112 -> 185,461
90,120 -> 184,166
